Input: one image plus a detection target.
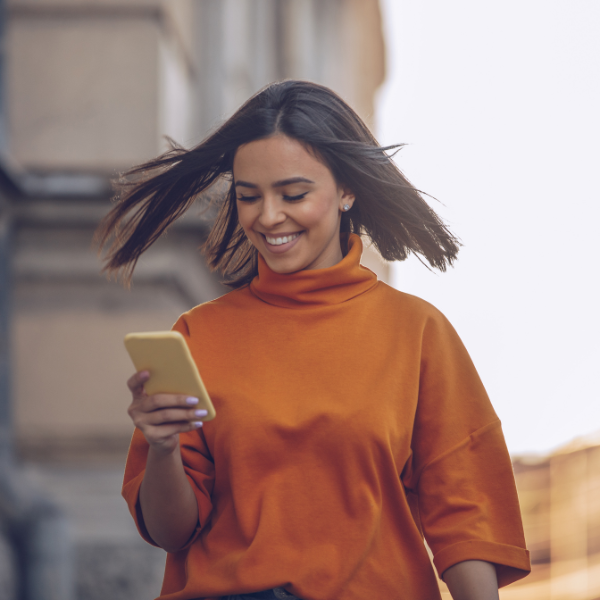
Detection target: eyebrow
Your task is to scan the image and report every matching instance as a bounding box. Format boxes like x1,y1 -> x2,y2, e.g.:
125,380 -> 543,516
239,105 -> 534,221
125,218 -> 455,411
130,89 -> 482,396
234,177 -> 315,189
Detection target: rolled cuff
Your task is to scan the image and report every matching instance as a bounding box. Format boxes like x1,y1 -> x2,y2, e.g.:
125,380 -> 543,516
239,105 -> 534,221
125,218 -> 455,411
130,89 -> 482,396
434,540 -> 531,588
177,472 -> 209,550
122,469 -> 211,552
122,471 -> 159,547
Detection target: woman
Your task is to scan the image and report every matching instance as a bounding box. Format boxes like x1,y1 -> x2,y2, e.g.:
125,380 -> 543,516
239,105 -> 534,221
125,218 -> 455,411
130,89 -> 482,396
97,81 -> 530,600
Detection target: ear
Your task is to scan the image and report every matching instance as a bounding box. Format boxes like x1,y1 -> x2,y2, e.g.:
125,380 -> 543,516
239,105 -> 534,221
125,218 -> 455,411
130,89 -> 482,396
338,186 -> 355,212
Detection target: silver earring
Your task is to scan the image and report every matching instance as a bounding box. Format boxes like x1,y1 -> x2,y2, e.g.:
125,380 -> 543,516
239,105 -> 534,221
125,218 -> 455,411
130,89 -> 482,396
343,204 -> 351,211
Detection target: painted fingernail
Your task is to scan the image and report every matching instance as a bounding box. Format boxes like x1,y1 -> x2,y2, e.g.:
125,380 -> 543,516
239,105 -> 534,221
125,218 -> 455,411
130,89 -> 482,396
192,421 -> 203,428
186,397 -> 199,405
194,409 -> 208,417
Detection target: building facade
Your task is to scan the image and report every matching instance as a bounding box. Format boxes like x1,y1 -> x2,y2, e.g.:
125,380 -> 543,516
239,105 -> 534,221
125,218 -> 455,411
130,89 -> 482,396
6,0 -> 387,462
500,437 -> 600,600
1,1 -> 388,598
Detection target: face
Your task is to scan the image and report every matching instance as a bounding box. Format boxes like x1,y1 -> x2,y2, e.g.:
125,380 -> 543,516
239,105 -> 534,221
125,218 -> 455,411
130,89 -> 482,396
233,134 -> 355,274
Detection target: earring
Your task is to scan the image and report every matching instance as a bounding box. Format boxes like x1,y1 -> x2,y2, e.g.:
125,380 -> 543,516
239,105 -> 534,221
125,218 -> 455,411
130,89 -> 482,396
343,204 -> 351,211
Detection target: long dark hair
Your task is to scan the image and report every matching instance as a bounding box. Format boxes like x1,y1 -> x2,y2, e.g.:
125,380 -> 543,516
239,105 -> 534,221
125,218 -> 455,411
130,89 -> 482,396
95,80 -> 460,287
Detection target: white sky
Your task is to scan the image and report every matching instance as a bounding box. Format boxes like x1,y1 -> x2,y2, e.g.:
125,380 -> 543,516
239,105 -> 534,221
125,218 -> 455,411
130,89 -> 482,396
376,0 -> 600,455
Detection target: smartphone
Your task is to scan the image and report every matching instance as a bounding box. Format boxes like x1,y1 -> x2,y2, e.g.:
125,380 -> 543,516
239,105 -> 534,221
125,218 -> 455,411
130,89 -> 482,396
123,331 -> 216,421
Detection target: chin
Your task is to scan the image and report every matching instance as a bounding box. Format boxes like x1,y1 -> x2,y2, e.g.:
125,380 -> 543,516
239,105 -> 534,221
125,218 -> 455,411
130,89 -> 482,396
265,261 -> 305,274
262,255 -> 310,274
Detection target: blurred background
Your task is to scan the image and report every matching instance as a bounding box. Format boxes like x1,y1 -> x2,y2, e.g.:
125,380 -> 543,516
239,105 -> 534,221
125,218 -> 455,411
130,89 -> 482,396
0,0 -> 597,599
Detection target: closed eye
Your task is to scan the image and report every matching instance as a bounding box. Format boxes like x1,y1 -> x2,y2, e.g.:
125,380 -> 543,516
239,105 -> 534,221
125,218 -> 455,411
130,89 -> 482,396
283,193 -> 308,201
236,195 -> 260,202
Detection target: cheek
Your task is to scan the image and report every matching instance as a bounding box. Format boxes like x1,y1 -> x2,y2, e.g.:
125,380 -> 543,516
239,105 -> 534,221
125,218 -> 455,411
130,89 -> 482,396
300,194 -> 340,228
236,203 -> 255,232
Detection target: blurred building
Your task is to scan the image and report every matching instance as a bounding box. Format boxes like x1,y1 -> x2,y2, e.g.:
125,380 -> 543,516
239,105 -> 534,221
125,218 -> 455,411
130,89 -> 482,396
432,436 -> 600,600
7,0 -> 387,463
499,435 -> 600,600
1,1 -> 387,598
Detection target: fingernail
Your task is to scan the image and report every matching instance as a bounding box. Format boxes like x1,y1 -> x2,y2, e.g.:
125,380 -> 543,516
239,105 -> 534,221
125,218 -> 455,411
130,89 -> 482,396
140,371 -> 150,379
186,397 -> 199,405
194,409 -> 208,417
192,421 -> 203,428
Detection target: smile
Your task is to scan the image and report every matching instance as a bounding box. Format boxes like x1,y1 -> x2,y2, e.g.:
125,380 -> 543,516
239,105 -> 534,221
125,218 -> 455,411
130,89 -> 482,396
264,232 -> 301,246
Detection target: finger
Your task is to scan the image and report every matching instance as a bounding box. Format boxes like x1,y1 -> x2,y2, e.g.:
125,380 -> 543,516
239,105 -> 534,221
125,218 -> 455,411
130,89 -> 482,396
144,407 -> 208,426
144,420 -> 203,442
127,371 -> 150,394
141,394 -> 201,413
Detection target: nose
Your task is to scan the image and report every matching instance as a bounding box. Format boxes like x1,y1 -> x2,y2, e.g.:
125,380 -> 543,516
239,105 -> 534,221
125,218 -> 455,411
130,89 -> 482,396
257,195 -> 286,229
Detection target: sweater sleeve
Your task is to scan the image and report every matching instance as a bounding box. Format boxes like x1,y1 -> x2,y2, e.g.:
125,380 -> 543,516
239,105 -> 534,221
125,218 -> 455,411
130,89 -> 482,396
121,428 -> 215,549
121,315 -> 215,549
401,309 -> 531,587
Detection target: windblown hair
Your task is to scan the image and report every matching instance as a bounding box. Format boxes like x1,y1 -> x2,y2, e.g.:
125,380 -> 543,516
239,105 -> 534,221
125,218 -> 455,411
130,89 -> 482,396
95,80 -> 460,287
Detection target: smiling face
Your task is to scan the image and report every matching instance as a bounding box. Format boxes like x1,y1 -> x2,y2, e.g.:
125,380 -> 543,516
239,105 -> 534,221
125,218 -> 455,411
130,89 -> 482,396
233,134 -> 355,274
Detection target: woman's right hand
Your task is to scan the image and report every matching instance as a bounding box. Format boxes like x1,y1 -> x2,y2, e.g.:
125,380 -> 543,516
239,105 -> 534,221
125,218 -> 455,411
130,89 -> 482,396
127,371 -> 207,456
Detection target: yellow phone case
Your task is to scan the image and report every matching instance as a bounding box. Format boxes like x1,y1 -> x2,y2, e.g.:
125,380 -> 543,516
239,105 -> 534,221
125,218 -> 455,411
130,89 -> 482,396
123,331 -> 216,421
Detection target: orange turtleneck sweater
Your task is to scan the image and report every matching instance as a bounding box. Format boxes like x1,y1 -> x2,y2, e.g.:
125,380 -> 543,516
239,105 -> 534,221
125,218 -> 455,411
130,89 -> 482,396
122,234 -> 530,600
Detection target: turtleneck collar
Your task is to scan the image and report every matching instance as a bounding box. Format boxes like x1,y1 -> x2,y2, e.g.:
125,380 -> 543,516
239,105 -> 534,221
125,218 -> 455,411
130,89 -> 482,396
249,233 -> 378,308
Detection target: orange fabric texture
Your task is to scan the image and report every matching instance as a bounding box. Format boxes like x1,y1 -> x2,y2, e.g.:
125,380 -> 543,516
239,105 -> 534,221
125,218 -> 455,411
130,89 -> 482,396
122,234 -> 531,600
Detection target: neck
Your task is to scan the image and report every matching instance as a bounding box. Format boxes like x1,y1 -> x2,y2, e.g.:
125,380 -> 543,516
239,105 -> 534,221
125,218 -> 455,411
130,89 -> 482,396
249,233 -> 378,309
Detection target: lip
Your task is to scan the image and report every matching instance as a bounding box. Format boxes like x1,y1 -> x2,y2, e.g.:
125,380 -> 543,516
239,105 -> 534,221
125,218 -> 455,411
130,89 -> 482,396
259,231 -> 303,254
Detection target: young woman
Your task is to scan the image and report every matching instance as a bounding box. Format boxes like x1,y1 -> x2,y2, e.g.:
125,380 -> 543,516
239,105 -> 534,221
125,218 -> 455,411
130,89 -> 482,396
97,81 -> 530,600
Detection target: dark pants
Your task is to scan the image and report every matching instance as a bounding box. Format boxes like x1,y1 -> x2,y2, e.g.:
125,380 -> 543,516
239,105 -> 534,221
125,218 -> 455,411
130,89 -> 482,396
222,588 -> 302,600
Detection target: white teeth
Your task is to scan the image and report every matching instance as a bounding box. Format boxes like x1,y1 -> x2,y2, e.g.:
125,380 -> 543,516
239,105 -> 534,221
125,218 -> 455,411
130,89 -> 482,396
265,232 -> 300,246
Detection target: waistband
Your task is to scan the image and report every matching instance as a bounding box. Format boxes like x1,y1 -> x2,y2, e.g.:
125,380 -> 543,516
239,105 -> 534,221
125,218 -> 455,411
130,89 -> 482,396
222,587 -> 301,600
